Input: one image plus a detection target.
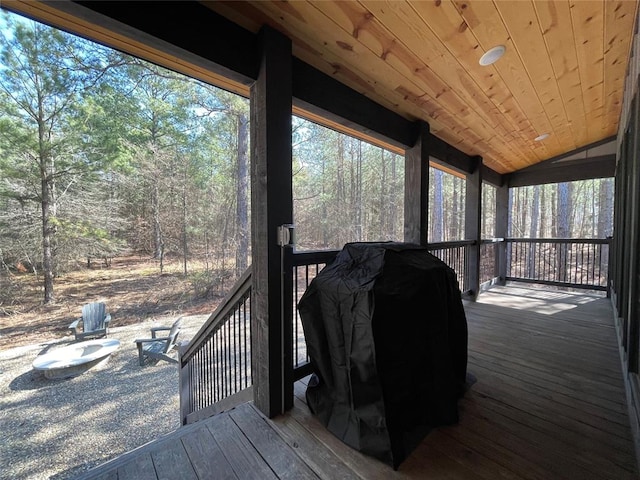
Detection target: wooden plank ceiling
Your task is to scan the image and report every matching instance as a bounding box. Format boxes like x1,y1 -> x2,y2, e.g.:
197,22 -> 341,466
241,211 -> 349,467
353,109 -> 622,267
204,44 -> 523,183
206,0 -> 638,174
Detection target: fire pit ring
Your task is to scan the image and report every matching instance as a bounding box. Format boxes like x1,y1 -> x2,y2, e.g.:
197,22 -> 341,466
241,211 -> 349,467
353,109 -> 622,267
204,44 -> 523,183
32,338 -> 120,379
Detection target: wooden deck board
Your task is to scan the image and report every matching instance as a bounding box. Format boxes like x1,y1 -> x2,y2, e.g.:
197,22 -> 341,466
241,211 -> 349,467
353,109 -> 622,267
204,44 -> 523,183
116,453 -> 156,480
268,407 -> 361,480
229,403 -> 319,480
468,362 -> 634,440
181,425 -> 238,479
422,431 -> 527,480
150,440 -> 198,480
89,472 -> 118,480
75,286 -> 638,480
207,413 -> 279,480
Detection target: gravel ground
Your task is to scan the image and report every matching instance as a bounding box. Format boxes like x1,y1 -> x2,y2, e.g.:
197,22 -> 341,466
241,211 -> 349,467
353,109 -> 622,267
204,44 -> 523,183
0,315 -> 208,480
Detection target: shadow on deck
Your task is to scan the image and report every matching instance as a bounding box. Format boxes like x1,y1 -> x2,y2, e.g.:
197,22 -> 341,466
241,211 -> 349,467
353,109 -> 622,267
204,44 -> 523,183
75,286 -> 638,479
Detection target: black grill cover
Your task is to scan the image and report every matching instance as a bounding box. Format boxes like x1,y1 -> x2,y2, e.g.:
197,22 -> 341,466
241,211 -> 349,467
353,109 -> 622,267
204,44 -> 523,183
298,242 -> 468,468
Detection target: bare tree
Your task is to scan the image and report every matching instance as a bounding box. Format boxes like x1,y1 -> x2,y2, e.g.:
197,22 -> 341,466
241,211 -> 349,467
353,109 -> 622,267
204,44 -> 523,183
235,111 -> 249,275
432,168 -> 444,242
527,185 -> 540,276
598,178 -> 614,237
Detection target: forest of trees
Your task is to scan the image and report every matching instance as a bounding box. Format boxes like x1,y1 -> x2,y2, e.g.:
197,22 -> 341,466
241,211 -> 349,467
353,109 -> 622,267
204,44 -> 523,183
508,180 -> 614,239
293,120 -> 404,250
0,13 -> 253,303
0,12 -> 408,304
0,12 -> 615,305
427,169 -> 614,241
428,167 -> 466,242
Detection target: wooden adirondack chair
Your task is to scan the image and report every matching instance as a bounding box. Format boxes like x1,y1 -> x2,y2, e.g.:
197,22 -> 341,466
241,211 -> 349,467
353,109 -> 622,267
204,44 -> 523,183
134,317 -> 183,366
68,302 -> 111,341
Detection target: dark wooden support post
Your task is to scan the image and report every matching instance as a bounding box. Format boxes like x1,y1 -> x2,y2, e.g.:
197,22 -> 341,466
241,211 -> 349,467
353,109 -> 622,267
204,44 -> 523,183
281,234 -> 294,412
607,235 -> 613,298
404,122 -> 430,245
495,184 -> 509,285
465,156 -> 483,299
625,94 -> 640,372
250,26 -> 293,418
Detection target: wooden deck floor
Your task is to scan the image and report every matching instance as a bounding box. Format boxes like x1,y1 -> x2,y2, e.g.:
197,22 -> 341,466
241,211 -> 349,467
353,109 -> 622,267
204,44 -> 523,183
76,286 -> 638,480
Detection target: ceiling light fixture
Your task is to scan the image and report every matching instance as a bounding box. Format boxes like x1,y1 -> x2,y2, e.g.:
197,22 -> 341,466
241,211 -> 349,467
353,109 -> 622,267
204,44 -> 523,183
479,45 -> 506,66
534,133 -> 550,141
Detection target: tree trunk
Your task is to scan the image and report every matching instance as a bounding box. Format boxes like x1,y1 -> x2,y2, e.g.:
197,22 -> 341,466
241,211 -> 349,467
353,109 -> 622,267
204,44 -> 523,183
380,149 -> 386,238
598,178 -> 614,237
433,169 -> 444,242
557,182 -> 572,237
458,181 -> 464,239
38,111 -> 55,304
152,179 -> 162,259
539,185 -> 548,238
527,185 -> 540,277
520,188 -> 529,237
507,188 -> 514,237
348,139 -> 356,239
390,153 -> 397,238
557,182 -> 573,281
235,111 -> 249,276
321,154 -> 328,247
450,176 -> 457,241
551,188 -> 557,237
337,136 -> 345,244
182,163 -> 188,276
41,167 -> 55,303
355,141 -> 362,240
591,180 -> 597,237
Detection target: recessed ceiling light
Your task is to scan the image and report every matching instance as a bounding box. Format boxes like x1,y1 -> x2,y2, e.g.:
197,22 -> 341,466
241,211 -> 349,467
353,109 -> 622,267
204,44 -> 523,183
479,45 -> 506,66
534,133 -> 550,141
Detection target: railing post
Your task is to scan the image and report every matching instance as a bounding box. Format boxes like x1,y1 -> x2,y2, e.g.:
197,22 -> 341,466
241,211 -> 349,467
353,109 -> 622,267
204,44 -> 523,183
496,184 -> 509,285
250,25 -> 293,418
178,345 -> 190,426
281,240 -> 294,412
465,156 -> 482,299
607,235 -> 613,298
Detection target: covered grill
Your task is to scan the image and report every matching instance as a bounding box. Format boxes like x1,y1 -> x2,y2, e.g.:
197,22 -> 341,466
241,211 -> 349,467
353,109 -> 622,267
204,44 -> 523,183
298,242 -> 468,468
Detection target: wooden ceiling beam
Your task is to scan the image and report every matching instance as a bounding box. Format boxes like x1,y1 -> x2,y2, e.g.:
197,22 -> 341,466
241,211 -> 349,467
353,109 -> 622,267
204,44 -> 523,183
19,0 -> 471,171
291,59 -> 417,150
481,166 -> 504,188
73,0 -> 259,85
60,0 -> 419,152
531,136 -> 617,166
507,155 -> 616,188
429,135 -> 475,175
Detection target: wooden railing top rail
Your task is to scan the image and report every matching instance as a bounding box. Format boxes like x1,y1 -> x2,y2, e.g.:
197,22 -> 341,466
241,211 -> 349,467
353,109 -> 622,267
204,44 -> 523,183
426,240 -> 476,249
179,267 -> 252,362
291,249 -> 340,266
481,238 -> 505,244
294,242 -> 480,260
505,238 -> 610,244
477,237 -> 611,244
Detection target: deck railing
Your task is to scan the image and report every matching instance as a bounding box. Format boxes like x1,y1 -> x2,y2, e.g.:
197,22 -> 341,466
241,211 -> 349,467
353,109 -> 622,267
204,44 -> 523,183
426,240 -> 474,294
506,238 -> 610,291
291,250 -> 339,380
289,242 -> 477,378
178,268 -> 252,425
179,237 -> 610,425
480,238 -> 503,286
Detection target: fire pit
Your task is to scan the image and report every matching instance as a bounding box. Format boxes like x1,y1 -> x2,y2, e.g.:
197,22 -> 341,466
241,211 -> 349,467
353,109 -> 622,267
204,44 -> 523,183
32,338 -> 120,379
